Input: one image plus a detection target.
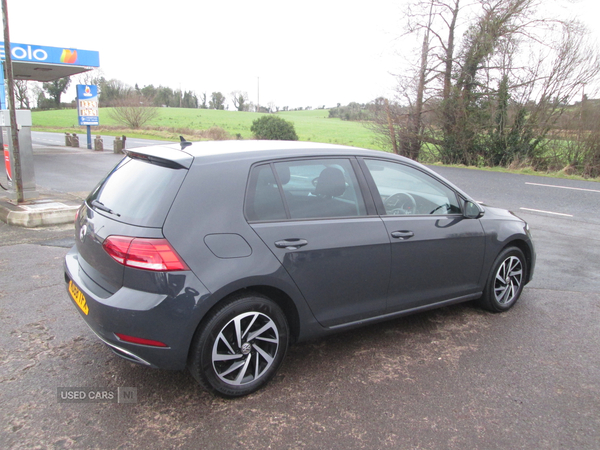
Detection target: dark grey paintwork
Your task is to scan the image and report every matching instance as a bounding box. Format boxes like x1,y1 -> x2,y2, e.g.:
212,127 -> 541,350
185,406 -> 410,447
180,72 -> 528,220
64,141 -> 535,371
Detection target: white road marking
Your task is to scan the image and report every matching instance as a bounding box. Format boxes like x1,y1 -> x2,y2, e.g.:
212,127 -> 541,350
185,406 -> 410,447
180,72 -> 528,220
525,182 -> 600,193
519,207 -> 573,217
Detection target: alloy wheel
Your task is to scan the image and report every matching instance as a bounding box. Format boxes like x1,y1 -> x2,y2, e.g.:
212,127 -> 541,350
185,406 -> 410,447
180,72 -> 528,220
493,255 -> 523,305
212,311 -> 280,386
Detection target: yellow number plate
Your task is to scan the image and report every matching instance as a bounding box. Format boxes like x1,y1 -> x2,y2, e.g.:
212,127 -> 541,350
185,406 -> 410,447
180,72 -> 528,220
69,280 -> 89,315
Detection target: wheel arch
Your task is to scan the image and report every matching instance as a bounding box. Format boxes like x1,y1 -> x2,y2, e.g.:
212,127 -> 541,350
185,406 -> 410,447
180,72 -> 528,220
187,284 -> 301,364
502,238 -> 534,283
240,285 -> 301,344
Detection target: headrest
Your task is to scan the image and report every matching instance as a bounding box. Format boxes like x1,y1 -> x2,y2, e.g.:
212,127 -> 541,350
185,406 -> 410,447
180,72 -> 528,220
275,165 -> 291,185
314,167 -> 346,197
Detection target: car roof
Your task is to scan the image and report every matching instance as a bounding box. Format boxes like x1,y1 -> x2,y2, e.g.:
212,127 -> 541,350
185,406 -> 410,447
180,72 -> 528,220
129,140 -> 406,166
195,140 -> 389,158
126,140 -> 476,202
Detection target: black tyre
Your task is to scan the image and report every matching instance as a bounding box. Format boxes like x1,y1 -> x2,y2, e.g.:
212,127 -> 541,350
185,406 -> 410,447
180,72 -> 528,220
188,293 -> 289,397
479,247 -> 527,313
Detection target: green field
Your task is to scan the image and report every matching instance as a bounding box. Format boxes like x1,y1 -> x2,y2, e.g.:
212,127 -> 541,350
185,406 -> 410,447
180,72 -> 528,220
31,108 -> 385,150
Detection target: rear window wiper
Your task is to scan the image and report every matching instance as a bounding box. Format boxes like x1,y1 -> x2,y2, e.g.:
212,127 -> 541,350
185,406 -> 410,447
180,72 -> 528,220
91,200 -> 121,217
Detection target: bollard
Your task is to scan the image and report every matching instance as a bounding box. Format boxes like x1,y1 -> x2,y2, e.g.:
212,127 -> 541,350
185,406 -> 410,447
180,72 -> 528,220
122,135 -> 127,150
94,135 -> 104,151
71,133 -> 80,147
65,132 -> 71,147
113,136 -> 123,154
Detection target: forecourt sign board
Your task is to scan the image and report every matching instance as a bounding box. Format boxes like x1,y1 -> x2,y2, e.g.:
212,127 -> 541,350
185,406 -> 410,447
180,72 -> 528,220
0,42 -> 100,81
0,42 -> 99,66
77,85 -> 99,126
0,42 -> 100,198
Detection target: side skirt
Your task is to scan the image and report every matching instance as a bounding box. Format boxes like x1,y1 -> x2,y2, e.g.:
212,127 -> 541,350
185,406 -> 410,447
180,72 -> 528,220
328,293 -> 482,331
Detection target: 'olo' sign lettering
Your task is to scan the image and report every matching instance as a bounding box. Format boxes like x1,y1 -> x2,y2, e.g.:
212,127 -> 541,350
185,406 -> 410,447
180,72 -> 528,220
0,42 -> 100,67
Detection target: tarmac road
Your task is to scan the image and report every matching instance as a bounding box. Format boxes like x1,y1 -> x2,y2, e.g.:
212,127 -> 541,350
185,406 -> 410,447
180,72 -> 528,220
32,131 -> 169,150
31,132 -> 174,196
0,139 -> 599,449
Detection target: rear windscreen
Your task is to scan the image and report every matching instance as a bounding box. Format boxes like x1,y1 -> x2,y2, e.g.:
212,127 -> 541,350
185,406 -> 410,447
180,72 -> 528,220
88,157 -> 187,228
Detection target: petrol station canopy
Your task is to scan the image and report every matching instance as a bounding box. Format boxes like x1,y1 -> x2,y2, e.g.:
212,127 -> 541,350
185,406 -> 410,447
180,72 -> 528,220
1,42 -> 100,82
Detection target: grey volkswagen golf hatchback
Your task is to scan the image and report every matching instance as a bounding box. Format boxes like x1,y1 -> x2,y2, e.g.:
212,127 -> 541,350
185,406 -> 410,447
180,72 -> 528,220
65,140 -> 535,397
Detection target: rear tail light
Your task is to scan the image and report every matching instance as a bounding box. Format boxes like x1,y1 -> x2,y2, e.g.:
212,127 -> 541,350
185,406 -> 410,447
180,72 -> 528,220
103,236 -> 189,271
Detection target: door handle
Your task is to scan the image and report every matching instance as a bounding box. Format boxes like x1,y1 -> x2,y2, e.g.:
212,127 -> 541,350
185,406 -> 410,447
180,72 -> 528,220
391,231 -> 414,240
275,239 -> 308,250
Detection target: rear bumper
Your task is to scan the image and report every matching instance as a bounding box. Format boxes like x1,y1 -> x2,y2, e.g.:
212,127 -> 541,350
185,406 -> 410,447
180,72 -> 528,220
88,326 -> 155,367
64,246 -> 211,370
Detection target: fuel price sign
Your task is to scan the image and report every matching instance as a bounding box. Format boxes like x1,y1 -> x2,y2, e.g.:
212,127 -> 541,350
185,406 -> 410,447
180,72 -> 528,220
77,85 -> 99,126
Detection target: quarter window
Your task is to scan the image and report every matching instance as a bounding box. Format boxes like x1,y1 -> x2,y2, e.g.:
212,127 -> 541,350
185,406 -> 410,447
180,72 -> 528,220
245,164 -> 287,221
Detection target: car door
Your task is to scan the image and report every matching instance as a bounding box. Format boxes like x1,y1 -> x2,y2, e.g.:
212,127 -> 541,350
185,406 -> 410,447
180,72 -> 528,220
360,158 -> 486,312
246,158 -> 391,328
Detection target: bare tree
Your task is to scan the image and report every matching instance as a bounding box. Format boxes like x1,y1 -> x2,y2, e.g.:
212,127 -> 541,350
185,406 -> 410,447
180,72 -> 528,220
98,79 -> 133,106
436,0 -> 535,163
374,0 -> 462,159
107,94 -> 159,129
76,68 -> 104,87
367,97 -> 409,153
231,91 -> 249,111
15,80 -> 31,109
471,6 -> 600,167
518,21 -> 600,137
407,0 -> 461,160
376,0 -> 600,169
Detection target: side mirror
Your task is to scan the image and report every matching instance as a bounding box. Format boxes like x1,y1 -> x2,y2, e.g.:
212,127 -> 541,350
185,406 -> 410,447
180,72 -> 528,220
464,200 -> 484,219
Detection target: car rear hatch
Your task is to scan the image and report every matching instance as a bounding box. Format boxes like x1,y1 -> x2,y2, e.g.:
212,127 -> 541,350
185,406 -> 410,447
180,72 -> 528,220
74,145 -> 193,295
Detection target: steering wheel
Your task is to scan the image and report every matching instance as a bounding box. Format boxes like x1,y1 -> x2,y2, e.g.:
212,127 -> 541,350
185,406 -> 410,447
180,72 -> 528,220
383,193 -> 417,215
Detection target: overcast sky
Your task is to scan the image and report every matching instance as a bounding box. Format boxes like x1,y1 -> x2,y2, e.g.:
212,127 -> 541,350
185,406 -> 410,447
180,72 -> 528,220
6,0 -> 600,109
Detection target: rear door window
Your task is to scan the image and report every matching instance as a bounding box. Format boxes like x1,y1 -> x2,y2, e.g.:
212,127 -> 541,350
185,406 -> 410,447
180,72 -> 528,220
88,157 -> 187,228
246,159 -> 367,221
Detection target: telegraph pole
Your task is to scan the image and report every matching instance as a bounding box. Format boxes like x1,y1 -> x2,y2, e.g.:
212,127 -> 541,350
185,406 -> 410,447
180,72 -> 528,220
1,0 -> 24,203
